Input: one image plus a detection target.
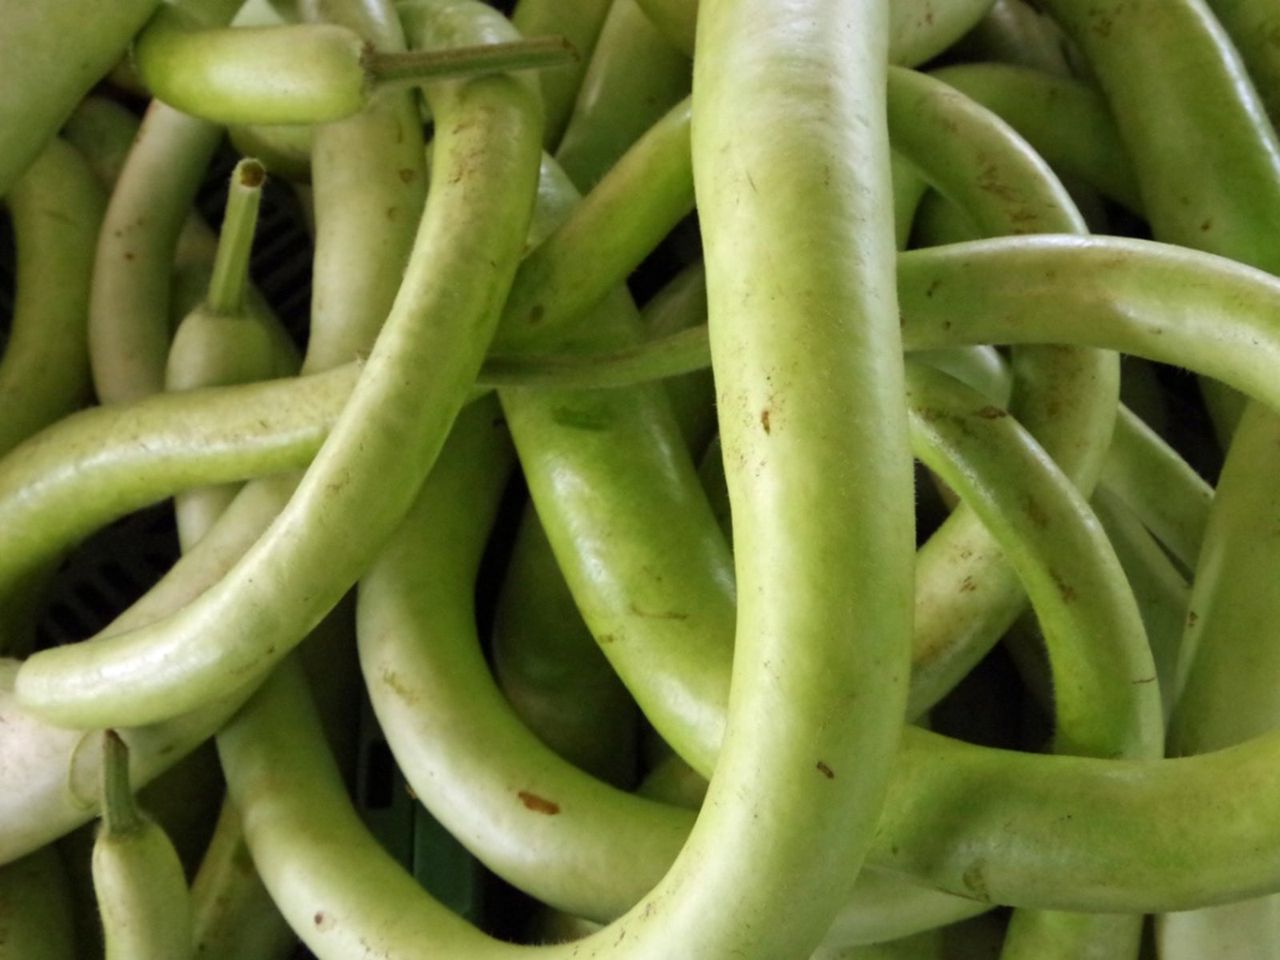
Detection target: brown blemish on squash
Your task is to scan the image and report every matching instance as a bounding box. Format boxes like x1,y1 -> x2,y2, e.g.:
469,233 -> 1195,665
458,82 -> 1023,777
518,791 -> 560,815
816,761 -> 835,779
1050,569 -> 1077,603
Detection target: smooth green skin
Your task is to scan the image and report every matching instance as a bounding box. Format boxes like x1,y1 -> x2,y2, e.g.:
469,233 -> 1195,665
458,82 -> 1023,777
60,97 -> 144,188
480,22 -> 693,781
816,931 -> 943,960
909,189 -> 978,245
511,0 -> 614,148
1040,0 -> 1280,268
930,63 -> 1142,213
361,398 -> 678,923
0,0 -> 157,197
1101,406 -> 1212,570
897,78 -> 1136,950
0,845 -> 77,960
695,0 -> 911,952
93,736 -> 193,960
503,0 -> 709,788
507,231 -> 1280,755
495,96 -> 696,352
223,658 -> 976,957
224,647 -> 1280,930
0,365 -> 356,599
1159,899 -> 1280,960
640,260 -> 716,450
0,139 -> 105,458
0,459 -> 364,870
1172,402 -> 1280,753
0,468 -> 297,867
15,7 -> 546,730
86,0 -> 246,405
10,135 -> 1280,947
1091,489 -> 1191,724
190,800 -> 298,960
166,159 -> 301,552
505,197 -> 735,778
491,270 -> 710,791
1205,0 -> 1280,124
0,656 -> 249,868
165,302 -> 296,399
89,102 -> 227,404
1200,374 -> 1247,448
8,230 -> 1270,911
632,0 -> 995,64
362,396 -> 987,946
891,150 -> 929,249
555,0 -> 691,189
1030,1 -> 1280,945
952,0 -> 1072,74
62,96 -> 228,272
892,236 -> 1280,407
382,364 -> 1163,944
1159,402 -> 1280,957
299,0 -> 427,375
906,365 -> 1161,761
886,67 -> 1119,719
252,3 -> 910,957
134,3 -> 576,125
134,6 -> 370,125
492,515 -> 641,788
914,345 -> 1013,407
496,68 -> 1113,776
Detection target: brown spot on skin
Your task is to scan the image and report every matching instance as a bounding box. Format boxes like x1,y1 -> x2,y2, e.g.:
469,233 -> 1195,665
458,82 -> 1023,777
1024,496 -> 1049,529
629,602 -> 689,621
398,168 -> 416,184
518,791 -> 560,815
1050,569 -> 1077,603
124,252 -> 135,261
597,633 -> 617,644
1201,218 -> 1212,232
962,861 -> 990,901
816,761 -> 835,779
314,911 -> 333,930
960,576 -> 977,593
761,408 -> 772,434
926,278 -> 942,298
380,669 -> 416,703
976,405 -> 1007,419
1187,610 -> 1199,627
